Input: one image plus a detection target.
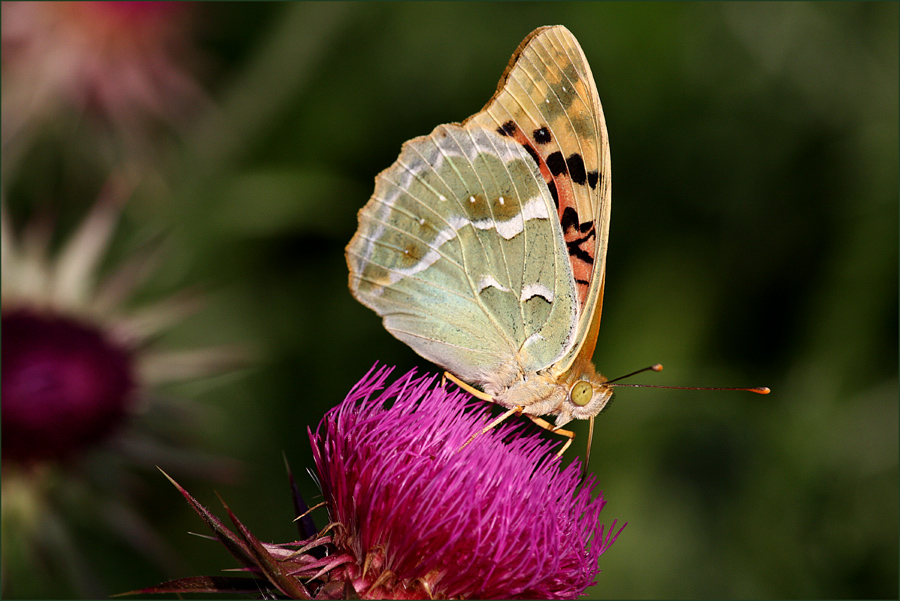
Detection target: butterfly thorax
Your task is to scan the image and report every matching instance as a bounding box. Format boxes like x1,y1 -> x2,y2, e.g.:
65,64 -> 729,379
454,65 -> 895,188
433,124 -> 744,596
491,358 -> 612,428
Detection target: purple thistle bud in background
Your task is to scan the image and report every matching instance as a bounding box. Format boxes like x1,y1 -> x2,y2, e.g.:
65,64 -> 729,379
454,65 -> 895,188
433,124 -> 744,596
2,308 -> 136,464
134,365 -> 624,600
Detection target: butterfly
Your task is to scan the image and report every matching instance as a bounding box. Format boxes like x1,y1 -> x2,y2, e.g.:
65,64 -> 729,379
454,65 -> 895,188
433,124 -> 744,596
347,25 -> 612,453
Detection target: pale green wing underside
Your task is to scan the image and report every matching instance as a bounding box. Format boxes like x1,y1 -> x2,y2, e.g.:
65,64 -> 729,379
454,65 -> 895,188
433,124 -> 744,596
347,123 -> 578,389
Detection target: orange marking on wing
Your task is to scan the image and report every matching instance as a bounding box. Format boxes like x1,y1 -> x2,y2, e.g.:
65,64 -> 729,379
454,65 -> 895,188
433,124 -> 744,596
506,125 -> 594,307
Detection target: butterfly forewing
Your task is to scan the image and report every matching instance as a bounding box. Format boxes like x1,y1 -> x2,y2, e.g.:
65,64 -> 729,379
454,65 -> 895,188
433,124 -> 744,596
467,26 -> 610,348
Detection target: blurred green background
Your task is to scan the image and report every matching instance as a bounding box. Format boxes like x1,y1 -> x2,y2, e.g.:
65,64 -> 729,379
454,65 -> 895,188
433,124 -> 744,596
3,2 -> 897,599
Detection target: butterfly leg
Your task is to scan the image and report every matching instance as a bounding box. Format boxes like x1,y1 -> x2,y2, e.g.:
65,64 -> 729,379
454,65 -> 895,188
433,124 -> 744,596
444,372 -> 565,455
443,371 -> 493,402
525,416 -> 576,457
459,405 -> 524,451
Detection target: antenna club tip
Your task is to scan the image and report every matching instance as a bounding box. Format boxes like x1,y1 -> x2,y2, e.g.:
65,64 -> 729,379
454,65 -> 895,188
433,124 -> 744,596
652,363 -> 663,372
752,387 -> 771,394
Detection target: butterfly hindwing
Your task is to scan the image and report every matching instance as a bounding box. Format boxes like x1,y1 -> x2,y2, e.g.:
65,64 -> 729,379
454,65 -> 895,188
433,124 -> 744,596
347,123 -> 578,390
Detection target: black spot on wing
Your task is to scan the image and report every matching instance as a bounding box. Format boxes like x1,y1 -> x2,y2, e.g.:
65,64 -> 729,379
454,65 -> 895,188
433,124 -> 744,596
575,278 -> 591,286
533,127 -> 551,144
570,228 -> 596,246
588,170 -> 599,189
561,207 -> 579,233
523,144 -> 540,166
566,154 -> 587,186
498,120 -> 517,137
547,180 -> 559,209
567,240 -> 595,265
547,152 -> 567,177
579,220 -> 594,234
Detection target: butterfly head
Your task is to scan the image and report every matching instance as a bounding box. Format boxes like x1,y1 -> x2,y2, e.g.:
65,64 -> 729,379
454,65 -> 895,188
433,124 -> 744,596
555,375 -> 613,428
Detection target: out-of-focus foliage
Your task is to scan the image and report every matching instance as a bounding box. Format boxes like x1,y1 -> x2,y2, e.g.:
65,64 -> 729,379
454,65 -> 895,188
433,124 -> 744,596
3,2 -> 896,599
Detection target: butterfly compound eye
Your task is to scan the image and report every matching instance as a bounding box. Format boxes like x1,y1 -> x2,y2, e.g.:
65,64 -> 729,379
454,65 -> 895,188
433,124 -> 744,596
570,381 -> 593,406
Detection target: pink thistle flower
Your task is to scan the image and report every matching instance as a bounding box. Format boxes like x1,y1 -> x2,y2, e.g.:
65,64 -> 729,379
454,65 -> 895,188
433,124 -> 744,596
132,365 -> 625,600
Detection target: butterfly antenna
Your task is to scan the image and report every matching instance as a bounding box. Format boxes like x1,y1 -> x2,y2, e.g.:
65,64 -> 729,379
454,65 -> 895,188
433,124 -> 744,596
606,363 -> 770,394
610,383 -> 771,394
606,363 -> 664,384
